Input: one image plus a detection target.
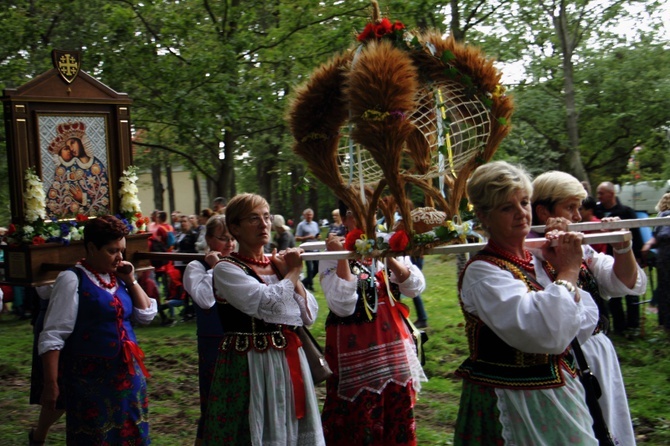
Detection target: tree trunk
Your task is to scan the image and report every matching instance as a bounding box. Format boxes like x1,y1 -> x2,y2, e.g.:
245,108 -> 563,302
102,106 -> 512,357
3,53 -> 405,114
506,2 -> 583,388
555,3 -> 589,187
192,173 -> 201,214
449,0 -> 465,42
151,163 -> 164,211
165,163 -> 175,213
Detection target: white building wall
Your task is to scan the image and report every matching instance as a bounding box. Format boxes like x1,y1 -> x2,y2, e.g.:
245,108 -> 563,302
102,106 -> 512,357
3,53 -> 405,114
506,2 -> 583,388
135,167 -> 208,216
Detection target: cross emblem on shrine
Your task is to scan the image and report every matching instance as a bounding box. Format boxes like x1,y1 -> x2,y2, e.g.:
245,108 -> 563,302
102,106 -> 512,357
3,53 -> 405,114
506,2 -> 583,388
52,49 -> 81,84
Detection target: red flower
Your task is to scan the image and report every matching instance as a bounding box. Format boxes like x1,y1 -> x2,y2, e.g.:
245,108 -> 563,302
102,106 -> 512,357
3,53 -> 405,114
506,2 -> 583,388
356,18 -> 405,42
135,212 -> 143,219
357,23 -> 376,41
389,230 -> 409,251
344,229 -> 364,251
7,224 -> 16,235
75,213 -> 88,223
374,18 -> 393,38
32,236 -> 46,245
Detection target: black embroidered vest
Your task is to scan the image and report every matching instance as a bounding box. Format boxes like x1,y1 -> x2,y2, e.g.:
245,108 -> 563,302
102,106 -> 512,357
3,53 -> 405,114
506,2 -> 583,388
455,252 -> 577,389
215,256 -> 291,353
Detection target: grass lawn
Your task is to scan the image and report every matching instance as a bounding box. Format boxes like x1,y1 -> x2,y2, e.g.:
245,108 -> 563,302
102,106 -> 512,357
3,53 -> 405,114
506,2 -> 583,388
1,254 -> 669,445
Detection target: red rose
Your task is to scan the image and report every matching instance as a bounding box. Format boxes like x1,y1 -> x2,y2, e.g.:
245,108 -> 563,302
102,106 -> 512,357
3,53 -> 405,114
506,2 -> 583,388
7,224 -> 16,235
374,18 -> 393,38
357,23 -> 376,41
393,21 -> 405,31
389,230 -> 409,251
32,236 -> 46,245
75,214 -> 88,223
135,212 -> 143,219
344,229 -> 364,251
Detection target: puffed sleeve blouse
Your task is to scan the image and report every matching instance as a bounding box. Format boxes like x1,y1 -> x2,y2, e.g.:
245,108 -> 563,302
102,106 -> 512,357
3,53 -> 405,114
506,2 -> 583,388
460,250 -> 599,355
38,266 -> 158,355
212,261 -> 318,326
319,256 -> 426,317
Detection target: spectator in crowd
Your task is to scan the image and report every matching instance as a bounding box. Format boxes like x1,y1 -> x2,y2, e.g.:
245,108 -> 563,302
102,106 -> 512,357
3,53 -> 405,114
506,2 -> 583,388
579,196 -> 608,254
156,210 -> 176,248
295,208 -> 321,291
148,210 -> 160,234
409,256 -> 429,328
183,214 -> 236,445
174,214 -> 199,321
328,209 -> 346,236
189,214 -> 198,229
149,226 -> 171,300
211,197 -> 227,215
171,210 -> 182,234
642,192 -> 670,332
272,214 -> 295,251
195,208 -> 214,254
38,215 -> 156,444
595,181 -> 644,336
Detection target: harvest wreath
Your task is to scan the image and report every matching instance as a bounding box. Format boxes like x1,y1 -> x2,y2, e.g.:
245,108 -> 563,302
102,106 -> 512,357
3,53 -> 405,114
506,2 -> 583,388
288,0 -> 512,257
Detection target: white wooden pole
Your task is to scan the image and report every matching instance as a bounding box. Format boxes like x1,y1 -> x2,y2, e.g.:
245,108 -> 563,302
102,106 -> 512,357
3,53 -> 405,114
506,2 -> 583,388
298,231 -> 631,261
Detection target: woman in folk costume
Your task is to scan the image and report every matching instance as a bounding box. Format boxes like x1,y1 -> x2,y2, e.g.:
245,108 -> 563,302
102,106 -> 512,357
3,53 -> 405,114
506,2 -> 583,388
454,161 -> 600,445
183,214 -> 236,445
202,193 -> 324,446
319,201 -> 427,445
38,215 -> 156,445
532,171 -> 645,445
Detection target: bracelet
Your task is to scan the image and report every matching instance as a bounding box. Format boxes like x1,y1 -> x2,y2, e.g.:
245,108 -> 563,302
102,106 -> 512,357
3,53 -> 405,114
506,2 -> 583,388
129,279 -> 138,287
554,279 -> 576,293
612,241 -> 632,255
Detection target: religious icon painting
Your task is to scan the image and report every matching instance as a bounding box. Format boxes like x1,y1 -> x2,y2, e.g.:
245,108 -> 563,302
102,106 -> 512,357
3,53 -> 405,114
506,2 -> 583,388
37,114 -> 111,219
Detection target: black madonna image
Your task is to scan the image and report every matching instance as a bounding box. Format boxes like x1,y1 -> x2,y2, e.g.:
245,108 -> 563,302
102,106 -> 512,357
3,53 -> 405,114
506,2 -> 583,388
39,117 -> 111,219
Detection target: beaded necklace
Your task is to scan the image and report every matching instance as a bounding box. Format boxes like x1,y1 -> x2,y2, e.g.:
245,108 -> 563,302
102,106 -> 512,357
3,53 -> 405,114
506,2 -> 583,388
80,259 -> 117,289
230,251 -> 271,267
486,240 -> 534,272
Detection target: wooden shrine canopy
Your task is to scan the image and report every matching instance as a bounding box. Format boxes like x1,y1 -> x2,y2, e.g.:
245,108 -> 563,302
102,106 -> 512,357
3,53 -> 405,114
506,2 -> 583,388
0,50 -> 147,286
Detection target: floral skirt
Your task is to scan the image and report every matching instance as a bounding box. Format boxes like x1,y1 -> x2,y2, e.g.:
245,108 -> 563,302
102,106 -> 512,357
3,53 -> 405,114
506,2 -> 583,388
196,334 -> 224,440
63,354 -> 150,445
202,347 -> 324,446
321,379 -> 417,446
453,381 -> 504,445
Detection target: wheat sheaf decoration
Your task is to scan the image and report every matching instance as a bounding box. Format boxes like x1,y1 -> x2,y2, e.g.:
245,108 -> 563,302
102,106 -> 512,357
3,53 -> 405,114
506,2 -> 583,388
288,0 -> 513,257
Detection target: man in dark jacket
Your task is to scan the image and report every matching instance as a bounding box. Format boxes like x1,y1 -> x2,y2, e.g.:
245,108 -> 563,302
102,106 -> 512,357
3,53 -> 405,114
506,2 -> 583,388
595,181 -> 644,336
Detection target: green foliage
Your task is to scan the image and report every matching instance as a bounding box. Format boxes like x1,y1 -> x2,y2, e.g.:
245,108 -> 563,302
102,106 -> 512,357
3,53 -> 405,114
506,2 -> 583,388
1,0 -> 668,216
1,255 -> 670,444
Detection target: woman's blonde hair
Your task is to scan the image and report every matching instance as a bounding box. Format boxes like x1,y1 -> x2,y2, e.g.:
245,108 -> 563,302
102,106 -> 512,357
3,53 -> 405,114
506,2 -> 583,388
655,192 -> 670,213
467,161 -> 532,216
225,193 -> 270,226
531,171 -> 587,223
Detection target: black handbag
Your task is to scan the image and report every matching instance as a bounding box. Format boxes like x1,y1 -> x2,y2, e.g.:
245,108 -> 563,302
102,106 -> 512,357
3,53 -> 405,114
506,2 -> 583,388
296,326 -> 333,385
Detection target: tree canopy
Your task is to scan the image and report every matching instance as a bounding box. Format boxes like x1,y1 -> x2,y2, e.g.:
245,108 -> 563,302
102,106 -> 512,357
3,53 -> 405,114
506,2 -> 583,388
1,0 -> 668,223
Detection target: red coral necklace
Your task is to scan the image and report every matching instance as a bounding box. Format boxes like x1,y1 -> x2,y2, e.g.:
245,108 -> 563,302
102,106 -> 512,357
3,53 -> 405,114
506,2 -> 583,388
486,240 -> 535,272
230,251 -> 271,267
80,259 -> 117,289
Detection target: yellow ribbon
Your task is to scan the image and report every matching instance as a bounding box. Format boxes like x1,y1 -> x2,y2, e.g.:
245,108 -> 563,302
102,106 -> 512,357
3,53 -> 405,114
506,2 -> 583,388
437,88 -> 457,178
